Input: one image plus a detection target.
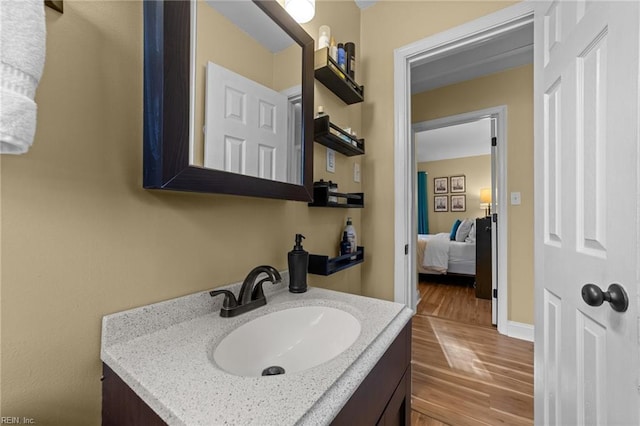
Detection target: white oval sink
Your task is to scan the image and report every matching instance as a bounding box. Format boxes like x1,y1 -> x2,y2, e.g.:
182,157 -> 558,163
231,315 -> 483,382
213,306 -> 361,377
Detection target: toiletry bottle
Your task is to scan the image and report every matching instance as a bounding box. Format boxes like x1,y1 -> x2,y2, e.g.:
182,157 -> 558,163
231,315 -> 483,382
345,42 -> 356,79
341,127 -> 352,144
337,43 -> 346,71
329,37 -> 338,62
340,231 -> 351,256
344,217 -> 357,260
288,234 -> 308,293
328,181 -> 338,203
316,105 -> 326,119
318,25 -> 330,50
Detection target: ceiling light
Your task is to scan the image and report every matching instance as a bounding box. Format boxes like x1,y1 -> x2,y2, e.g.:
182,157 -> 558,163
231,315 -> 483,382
285,0 -> 315,24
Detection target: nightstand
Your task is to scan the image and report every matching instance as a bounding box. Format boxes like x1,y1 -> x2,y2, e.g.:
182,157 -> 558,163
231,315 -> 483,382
475,217 -> 492,299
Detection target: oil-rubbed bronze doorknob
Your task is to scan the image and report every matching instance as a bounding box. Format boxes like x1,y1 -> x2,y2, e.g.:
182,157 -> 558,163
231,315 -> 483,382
581,283 -> 629,312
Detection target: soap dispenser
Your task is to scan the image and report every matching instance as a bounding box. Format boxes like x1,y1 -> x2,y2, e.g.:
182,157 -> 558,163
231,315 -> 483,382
288,234 -> 308,293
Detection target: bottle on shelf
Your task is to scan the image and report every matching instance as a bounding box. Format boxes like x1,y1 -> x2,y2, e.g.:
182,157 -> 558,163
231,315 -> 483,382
340,231 -> 351,256
329,37 -> 338,62
344,217 -> 357,260
337,43 -> 346,71
350,130 -> 358,147
345,42 -> 356,79
316,105 -> 326,118
340,127 -> 352,144
318,25 -> 330,50
328,181 -> 338,203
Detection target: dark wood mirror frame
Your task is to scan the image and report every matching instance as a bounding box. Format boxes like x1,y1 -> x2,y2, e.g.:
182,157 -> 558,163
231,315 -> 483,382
143,0 -> 315,201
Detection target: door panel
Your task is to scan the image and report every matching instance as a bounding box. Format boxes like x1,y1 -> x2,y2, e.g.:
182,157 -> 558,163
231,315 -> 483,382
544,78 -> 562,246
576,312 -> 607,425
224,135 -> 245,174
536,1 -> 640,424
576,29 -> 607,255
205,62 -> 288,182
543,289 -> 561,425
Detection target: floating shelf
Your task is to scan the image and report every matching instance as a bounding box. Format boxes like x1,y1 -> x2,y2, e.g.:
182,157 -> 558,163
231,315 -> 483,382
308,247 -> 365,275
308,184 -> 364,208
314,115 -> 365,157
314,48 -> 364,105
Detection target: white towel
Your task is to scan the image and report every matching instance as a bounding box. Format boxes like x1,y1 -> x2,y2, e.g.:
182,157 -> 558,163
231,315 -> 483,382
0,0 -> 46,154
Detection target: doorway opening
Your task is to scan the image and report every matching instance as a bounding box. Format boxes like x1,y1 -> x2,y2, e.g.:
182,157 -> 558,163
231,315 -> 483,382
394,3 -> 538,424
393,2 -> 534,338
413,111 -> 502,327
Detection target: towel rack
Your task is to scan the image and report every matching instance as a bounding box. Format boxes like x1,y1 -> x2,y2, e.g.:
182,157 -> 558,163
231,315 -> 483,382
45,0 -> 63,13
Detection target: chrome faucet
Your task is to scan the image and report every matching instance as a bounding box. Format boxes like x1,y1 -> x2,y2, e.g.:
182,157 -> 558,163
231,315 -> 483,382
210,265 -> 282,318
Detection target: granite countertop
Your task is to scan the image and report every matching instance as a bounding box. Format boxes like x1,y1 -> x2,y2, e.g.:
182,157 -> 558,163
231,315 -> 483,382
101,274 -> 413,426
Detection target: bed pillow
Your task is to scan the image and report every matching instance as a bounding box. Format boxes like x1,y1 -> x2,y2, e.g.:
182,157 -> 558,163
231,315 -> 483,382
450,219 -> 462,240
455,218 -> 474,242
465,222 -> 476,243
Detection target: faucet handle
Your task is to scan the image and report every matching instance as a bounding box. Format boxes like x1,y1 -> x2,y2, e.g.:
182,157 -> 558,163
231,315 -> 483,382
209,289 -> 238,309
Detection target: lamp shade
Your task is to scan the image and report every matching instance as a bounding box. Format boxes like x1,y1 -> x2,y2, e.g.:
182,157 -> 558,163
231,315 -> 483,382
480,188 -> 492,204
285,0 -> 315,23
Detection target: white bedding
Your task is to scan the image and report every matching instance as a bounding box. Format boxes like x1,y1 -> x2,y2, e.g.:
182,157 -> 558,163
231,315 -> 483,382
417,233 -> 476,275
418,233 -> 450,271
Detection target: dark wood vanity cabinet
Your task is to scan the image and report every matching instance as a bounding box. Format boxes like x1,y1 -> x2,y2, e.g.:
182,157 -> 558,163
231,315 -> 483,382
475,217 -> 492,300
102,364 -> 166,426
331,320 -> 412,426
102,320 -> 412,426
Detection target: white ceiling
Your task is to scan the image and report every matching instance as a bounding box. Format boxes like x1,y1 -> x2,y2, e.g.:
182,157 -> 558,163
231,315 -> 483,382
354,0 -> 378,10
411,23 -> 533,94
415,119 -> 491,163
205,0 -> 295,53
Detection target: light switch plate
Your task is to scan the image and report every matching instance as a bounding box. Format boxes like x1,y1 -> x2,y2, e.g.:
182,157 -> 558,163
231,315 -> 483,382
353,163 -> 361,183
511,191 -> 521,205
326,148 -> 335,173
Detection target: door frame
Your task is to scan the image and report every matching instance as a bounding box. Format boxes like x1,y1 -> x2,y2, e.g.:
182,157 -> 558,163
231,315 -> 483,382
413,106 -> 506,328
393,1 -> 535,337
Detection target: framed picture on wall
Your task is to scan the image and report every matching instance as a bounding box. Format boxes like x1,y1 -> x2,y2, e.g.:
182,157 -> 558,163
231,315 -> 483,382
434,177 -> 448,194
434,195 -> 448,212
451,195 -> 466,212
450,175 -> 466,193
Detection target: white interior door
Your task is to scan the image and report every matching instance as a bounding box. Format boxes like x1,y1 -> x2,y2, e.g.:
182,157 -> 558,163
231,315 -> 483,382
535,1 -> 640,424
490,117 -> 498,326
205,62 -> 288,182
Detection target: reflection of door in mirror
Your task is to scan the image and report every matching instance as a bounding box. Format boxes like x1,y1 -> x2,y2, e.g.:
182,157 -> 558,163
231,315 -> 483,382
205,63 -> 289,182
192,0 -> 303,185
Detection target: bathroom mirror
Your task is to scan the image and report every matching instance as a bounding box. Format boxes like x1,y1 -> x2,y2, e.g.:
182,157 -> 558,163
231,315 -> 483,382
143,0 -> 314,201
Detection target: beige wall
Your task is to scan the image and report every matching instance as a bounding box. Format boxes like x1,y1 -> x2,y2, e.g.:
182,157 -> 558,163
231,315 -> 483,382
411,65 -> 534,325
1,1 -> 361,423
418,155 -> 491,234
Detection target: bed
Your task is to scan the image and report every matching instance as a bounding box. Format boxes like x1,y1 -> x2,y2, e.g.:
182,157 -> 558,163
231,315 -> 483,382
417,219 -> 476,276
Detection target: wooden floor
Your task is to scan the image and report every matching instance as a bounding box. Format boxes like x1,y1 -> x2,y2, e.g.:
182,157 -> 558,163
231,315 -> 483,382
411,281 -> 534,426
416,278 -> 492,327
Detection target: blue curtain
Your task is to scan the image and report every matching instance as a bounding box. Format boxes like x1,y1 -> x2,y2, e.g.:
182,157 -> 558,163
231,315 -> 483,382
417,172 -> 429,234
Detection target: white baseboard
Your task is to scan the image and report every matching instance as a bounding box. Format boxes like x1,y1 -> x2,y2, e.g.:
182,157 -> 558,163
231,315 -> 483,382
506,321 -> 534,342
